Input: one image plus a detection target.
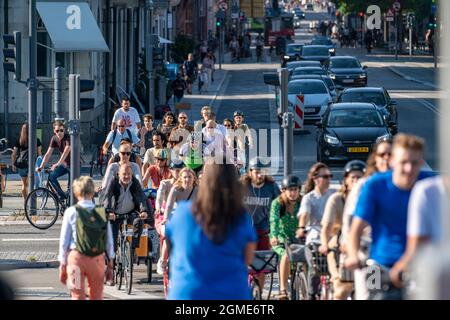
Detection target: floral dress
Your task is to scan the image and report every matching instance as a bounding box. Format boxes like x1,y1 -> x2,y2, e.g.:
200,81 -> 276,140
269,198 -> 301,257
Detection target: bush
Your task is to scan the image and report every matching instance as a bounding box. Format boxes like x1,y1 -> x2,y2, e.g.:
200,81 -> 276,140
170,34 -> 197,63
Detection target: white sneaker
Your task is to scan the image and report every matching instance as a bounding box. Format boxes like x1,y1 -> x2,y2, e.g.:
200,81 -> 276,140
156,258 -> 166,275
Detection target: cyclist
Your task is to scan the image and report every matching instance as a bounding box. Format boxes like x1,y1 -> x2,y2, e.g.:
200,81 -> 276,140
297,162 -> 335,300
341,137 -> 392,300
142,131 -> 170,175
241,157 -> 281,289
139,114 -> 157,154
168,112 -> 194,151
37,121 -> 71,201
179,133 -> 205,175
103,118 -> 140,156
269,175 -> 302,300
111,96 -> 141,135
255,33 -> 264,62
320,160 -> 366,300
107,139 -> 142,169
345,134 -> 434,300
103,163 -> 152,252
233,111 -> 254,170
142,149 -> 171,189
193,106 -> 212,133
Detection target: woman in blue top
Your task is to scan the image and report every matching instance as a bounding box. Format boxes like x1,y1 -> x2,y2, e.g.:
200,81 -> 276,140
165,162 -> 257,300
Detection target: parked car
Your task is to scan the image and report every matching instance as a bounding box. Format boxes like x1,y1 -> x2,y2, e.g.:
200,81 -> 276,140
336,87 -> 398,129
301,45 -> 330,64
316,103 -> 393,164
324,56 -> 368,87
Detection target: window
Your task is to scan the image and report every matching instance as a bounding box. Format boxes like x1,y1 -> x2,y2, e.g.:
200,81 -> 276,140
37,32 -> 51,77
288,81 -> 328,95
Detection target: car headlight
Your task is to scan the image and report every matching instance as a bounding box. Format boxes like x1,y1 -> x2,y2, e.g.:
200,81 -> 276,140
284,55 -> 290,60
329,74 -> 336,79
324,134 -> 340,146
359,73 -> 367,78
329,48 -> 335,53
376,134 -> 392,143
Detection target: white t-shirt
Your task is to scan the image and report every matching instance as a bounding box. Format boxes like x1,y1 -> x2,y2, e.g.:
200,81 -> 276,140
408,176 -> 446,244
105,129 -> 140,155
298,189 -> 336,227
112,107 -> 141,135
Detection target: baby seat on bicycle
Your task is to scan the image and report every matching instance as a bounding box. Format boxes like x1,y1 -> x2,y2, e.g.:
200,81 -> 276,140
249,250 -> 278,273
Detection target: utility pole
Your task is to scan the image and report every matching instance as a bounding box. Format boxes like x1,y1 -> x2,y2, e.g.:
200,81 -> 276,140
282,112 -> 293,177
28,0 -> 38,193
3,0 -> 9,142
395,12 -> 398,60
279,68 -> 289,114
68,74 -> 81,205
145,1 -> 155,117
54,67 -> 65,121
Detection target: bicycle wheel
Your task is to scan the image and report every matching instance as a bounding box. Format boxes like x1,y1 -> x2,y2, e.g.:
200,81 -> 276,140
289,271 -> 297,301
25,188 -> 60,230
146,238 -> 153,283
115,238 -> 123,290
295,270 -> 309,300
251,279 -> 262,300
123,240 -> 133,294
89,148 -> 98,177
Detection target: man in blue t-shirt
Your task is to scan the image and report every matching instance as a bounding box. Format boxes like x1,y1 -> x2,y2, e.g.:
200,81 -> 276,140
345,134 -> 434,300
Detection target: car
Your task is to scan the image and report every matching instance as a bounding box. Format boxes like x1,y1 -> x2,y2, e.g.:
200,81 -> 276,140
301,45 -> 330,64
324,56 -> 368,87
310,37 -> 337,56
305,3 -> 314,11
285,79 -> 333,124
284,44 -> 304,62
336,87 -> 398,129
292,66 -> 327,77
294,16 -> 302,28
292,8 -> 306,19
316,103 -> 393,164
291,74 -> 338,102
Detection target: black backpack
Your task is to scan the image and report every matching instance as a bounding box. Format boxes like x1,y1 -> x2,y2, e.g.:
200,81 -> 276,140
14,147 -> 28,169
111,128 -> 132,149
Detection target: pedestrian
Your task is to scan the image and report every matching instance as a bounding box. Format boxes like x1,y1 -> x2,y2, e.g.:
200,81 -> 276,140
103,118 -> 140,156
111,96 -> 141,135
142,131 -> 171,174
58,176 -> 115,300
138,114 -> 157,154
345,134 -> 434,300
241,157 -> 281,289
11,123 -> 42,201
197,64 -> 208,94
200,41 -> 208,62
320,160 -> 366,300
183,53 -> 198,94
142,149 -> 172,189
269,175 -> 302,300
233,110 -> 254,169
171,73 -> 187,104
157,111 -> 177,143
165,162 -> 257,299
364,30 -> 373,53
296,162 -> 336,300
201,52 -> 214,91
340,137 -> 393,300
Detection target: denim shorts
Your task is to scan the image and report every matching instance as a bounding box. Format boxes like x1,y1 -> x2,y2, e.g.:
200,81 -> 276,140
18,167 -> 28,178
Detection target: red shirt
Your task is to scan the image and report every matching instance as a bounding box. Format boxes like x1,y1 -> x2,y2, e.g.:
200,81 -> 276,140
148,165 -> 171,189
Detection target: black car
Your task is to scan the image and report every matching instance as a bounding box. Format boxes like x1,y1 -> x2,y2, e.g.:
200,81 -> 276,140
284,44 -> 304,62
337,87 -> 398,128
292,66 -> 327,77
310,37 -> 336,56
316,103 -> 393,164
292,8 -> 306,19
324,56 -> 368,87
301,45 -> 330,64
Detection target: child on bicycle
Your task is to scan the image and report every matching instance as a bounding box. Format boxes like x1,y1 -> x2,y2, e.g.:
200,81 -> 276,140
269,175 -> 302,300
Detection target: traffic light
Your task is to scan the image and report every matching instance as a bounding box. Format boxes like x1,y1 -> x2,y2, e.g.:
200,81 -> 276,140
79,79 -> 95,111
152,47 -> 164,70
428,15 -> 437,29
2,31 -> 21,81
216,19 -> 222,27
359,12 -> 364,18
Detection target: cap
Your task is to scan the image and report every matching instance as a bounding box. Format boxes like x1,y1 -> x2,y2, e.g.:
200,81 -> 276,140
249,157 -> 270,170
169,161 -> 185,169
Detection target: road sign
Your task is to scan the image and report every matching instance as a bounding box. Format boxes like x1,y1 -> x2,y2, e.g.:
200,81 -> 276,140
218,1 -> 228,11
387,9 -> 394,22
393,1 -> 401,12
231,12 -> 238,19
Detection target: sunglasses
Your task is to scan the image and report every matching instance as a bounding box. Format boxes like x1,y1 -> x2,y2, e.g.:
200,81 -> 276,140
377,152 -> 391,158
120,151 -> 131,156
118,125 -> 125,128
224,124 -> 232,128
317,174 -> 333,179
179,117 -> 187,119
156,158 -> 166,161
55,129 -> 64,133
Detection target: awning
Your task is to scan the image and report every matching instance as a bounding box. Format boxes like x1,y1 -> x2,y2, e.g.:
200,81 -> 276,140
36,2 -> 109,52
159,36 -> 173,44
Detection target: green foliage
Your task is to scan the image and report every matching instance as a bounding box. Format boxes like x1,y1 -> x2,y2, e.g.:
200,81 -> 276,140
170,34 -> 197,64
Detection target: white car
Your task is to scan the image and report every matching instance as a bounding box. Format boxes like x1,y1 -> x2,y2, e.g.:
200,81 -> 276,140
286,79 -> 333,124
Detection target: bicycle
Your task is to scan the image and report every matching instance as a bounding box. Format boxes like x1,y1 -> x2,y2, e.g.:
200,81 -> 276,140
113,213 -> 135,294
24,167 -> 70,229
307,241 -> 333,300
89,126 -> 110,177
284,239 -> 309,300
248,250 -> 278,300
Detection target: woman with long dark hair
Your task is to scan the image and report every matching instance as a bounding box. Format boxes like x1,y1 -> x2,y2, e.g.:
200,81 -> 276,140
11,123 -> 42,201
157,111 -> 177,143
165,163 -> 257,299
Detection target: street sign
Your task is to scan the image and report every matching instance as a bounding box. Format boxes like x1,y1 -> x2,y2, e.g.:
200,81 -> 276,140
393,1 -> 401,12
231,13 -> 239,19
218,1 -> 228,11
387,9 -> 394,22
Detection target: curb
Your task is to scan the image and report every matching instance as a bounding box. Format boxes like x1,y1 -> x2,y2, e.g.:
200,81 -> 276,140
386,65 -> 438,89
209,69 -> 229,109
0,260 -> 59,271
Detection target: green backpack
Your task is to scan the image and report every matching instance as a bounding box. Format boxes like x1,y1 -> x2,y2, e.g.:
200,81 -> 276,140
75,205 -> 108,257
184,148 -> 203,170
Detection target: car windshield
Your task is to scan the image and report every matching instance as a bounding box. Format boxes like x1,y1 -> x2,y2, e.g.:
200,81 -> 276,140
302,47 -> 329,56
288,81 -> 328,94
330,59 -> 361,68
311,39 -> 333,46
287,46 -> 302,53
327,109 -> 384,127
293,68 -> 326,76
322,78 -> 335,90
339,92 -> 386,106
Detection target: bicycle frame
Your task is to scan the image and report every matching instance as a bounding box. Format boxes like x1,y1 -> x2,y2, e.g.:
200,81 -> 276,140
40,170 -> 70,213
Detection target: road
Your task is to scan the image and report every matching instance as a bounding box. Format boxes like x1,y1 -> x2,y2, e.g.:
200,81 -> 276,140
0,5 -> 439,300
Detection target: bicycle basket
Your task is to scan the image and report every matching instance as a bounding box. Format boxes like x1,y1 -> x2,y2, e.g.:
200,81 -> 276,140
287,243 -> 307,263
308,244 -> 329,276
249,250 -> 278,273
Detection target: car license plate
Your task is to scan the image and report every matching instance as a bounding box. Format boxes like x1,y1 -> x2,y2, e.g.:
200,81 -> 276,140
305,108 -> 315,113
347,147 -> 369,153
343,79 -> 354,83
